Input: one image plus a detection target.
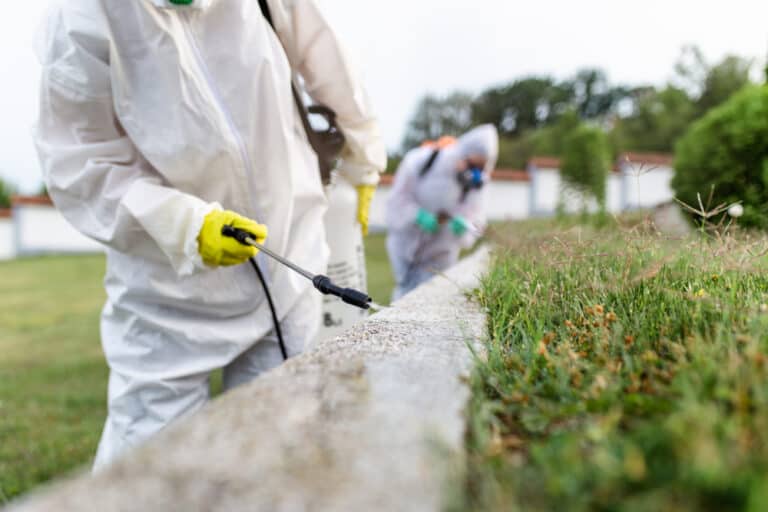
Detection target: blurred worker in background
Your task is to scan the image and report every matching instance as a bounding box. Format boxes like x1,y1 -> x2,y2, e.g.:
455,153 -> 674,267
386,125 -> 498,300
34,0 -> 385,469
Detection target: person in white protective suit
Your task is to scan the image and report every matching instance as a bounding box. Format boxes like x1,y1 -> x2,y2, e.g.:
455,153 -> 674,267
385,125 -> 498,300
34,0 -> 385,469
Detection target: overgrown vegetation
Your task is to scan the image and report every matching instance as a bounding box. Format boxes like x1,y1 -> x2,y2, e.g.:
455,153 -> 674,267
460,218 -> 768,511
673,85 -> 768,229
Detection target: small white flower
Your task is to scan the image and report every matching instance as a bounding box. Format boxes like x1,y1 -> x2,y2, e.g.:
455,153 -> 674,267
728,204 -> 744,218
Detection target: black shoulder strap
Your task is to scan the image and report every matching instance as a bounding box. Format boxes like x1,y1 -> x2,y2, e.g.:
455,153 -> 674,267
257,0 -> 336,184
258,0 -> 274,26
258,0 -> 304,123
419,149 -> 440,178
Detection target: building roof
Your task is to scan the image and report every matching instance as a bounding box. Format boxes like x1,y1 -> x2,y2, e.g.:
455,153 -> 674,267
0,209 -> 11,219
528,153 -> 674,173
494,169 -> 530,182
528,156 -> 561,169
12,195 -> 54,207
618,152 -> 674,167
378,168 -> 530,186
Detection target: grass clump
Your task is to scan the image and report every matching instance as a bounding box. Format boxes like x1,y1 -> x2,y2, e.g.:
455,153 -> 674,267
461,219 -> 768,511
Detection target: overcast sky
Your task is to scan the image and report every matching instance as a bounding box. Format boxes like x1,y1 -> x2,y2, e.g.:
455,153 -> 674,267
1,1 -> 766,192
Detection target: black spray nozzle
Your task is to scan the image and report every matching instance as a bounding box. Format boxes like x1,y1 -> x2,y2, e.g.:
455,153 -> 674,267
221,225 -> 253,245
312,275 -> 372,310
223,224 -> 372,311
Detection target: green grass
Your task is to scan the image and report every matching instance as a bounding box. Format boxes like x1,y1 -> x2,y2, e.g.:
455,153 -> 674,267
459,219 -> 768,511
1,234 -> 394,503
0,255 -> 108,504
364,230 -> 395,304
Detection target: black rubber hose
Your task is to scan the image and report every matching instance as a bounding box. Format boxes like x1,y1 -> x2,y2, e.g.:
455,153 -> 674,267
249,258 -> 288,361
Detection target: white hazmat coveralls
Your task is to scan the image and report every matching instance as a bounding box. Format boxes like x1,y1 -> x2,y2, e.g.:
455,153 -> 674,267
34,0 -> 386,469
386,125 -> 498,300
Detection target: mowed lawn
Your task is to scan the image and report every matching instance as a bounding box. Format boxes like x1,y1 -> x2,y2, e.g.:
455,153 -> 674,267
0,255 -> 107,503
0,234 -> 394,503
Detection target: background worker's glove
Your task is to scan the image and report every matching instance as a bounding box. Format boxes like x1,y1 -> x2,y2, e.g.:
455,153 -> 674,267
450,215 -> 469,236
415,208 -> 439,234
197,210 -> 268,267
356,185 -> 376,236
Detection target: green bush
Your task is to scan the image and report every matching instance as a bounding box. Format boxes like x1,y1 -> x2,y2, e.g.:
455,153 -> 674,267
0,177 -> 14,209
384,153 -> 403,174
561,125 -> 610,208
497,134 -> 537,169
673,85 -> 768,228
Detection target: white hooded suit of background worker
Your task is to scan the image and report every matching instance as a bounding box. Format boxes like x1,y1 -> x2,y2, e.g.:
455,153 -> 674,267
34,0 -> 385,468
385,125 -> 498,300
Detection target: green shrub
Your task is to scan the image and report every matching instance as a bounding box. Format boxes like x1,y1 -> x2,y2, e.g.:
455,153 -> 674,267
0,177 -> 14,209
673,85 -> 768,228
561,125 -> 610,208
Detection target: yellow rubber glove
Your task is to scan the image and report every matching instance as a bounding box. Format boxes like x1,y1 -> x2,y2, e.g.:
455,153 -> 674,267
197,210 -> 268,267
356,185 -> 376,236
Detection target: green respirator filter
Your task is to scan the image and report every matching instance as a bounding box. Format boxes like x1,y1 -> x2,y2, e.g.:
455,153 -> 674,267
169,0 -> 194,4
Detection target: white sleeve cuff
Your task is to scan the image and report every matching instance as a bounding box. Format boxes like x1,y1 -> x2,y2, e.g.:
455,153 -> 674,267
180,202 -> 222,276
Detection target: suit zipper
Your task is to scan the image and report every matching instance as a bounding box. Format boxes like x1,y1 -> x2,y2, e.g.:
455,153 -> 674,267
178,14 -> 276,290
178,14 -> 256,210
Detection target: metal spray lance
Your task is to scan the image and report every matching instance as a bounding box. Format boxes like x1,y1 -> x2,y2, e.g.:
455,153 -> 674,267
221,225 -> 374,310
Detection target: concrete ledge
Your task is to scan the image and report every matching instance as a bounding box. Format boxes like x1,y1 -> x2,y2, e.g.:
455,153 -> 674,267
7,248 -> 489,512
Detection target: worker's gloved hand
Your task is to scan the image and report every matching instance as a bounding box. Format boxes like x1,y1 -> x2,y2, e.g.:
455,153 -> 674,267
415,208 -> 439,234
356,185 -> 376,236
197,209 -> 268,267
437,211 -> 452,224
450,215 -> 469,236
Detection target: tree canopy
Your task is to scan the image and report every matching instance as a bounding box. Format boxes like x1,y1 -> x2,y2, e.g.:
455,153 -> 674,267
397,46 -> 758,171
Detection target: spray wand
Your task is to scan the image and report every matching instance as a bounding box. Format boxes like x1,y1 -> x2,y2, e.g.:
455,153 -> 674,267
222,225 -> 373,310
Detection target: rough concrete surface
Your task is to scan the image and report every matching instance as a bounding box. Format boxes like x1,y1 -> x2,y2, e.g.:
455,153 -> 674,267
7,248 -> 489,512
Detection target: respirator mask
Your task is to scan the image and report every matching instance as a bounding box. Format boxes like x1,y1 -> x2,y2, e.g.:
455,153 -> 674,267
457,167 -> 485,192
150,0 -> 212,9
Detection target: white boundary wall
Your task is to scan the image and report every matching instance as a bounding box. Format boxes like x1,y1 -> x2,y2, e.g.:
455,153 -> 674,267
2,157 -> 677,261
369,176 -> 531,231
14,204 -> 103,256
621,166 -> 675,210
0,215 -> 14,260
7,190 -> 518,253
530,166 -> 563,216
607,174 -> 624,213
537,172 -> 625,215
529,158 -> 676,216
486,180 -> 530,221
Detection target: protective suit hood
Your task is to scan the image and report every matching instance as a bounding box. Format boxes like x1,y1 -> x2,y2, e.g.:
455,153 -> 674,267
456,124 -> 499,162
